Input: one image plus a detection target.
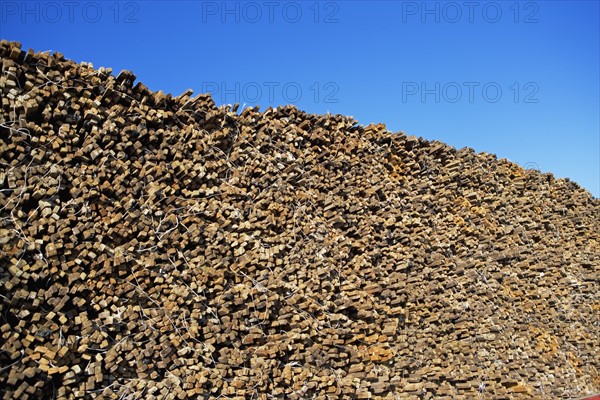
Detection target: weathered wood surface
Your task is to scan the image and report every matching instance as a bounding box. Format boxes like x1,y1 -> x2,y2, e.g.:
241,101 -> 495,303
1,41 -> 599,399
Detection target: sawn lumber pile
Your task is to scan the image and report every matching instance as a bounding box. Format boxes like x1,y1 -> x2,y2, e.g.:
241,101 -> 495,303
1,41 -> 599,399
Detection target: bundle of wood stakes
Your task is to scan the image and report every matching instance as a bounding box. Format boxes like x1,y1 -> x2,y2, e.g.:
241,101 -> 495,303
1,41 -> 599,399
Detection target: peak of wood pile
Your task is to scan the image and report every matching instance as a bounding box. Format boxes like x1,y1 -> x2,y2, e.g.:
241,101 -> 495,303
1,40 -> 599,399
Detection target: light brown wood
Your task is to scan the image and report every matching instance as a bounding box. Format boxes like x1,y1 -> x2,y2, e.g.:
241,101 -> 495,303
0,40 -> 599,399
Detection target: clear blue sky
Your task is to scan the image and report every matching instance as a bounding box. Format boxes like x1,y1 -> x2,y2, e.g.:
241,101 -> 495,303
2,1 -> 599,197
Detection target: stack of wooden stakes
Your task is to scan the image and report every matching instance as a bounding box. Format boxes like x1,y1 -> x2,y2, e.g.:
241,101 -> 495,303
1,41 -> 599,399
